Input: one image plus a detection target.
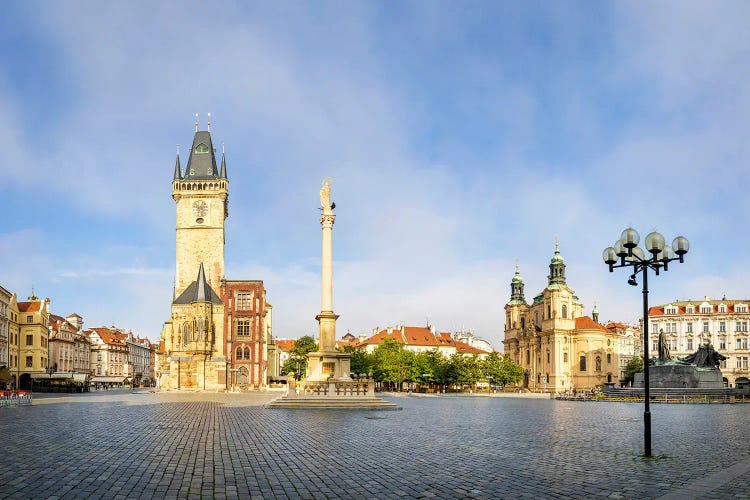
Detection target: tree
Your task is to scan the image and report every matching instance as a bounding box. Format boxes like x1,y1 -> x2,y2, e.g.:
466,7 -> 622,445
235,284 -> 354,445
341,345 -> 371,375
280,336 -> 318,380
371,339 -> 415,390
622,356 -> 644,385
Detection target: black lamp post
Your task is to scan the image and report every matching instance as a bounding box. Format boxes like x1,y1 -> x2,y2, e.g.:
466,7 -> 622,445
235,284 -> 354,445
603,228 -> 689,457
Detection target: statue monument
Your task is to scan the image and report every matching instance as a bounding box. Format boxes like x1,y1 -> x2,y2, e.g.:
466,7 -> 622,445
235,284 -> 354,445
634,333 -> 727,389
269,179 -> 398,409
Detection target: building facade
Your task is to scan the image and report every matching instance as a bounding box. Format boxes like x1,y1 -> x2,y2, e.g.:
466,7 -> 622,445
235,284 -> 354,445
222,280 -> 271,390
88,327 -> 129,386
49,314 -> 91,373
123,332 -> 152,386
16,295 -> 51,390
648,298 -> 750,390
160,126 -> 272,391
0,286 -> 10,388
503,245 -> 620,392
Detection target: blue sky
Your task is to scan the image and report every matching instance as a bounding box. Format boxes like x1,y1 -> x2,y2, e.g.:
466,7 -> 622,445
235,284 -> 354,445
2,1 -> 749,348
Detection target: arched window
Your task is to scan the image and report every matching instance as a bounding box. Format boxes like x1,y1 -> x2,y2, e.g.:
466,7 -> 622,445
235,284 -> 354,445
579,355 -> 586,371
236,347 -> 243,360
244,347 -> 250,360
547,305 -> 551,319
562,304 -> 568,319
195,143 -> 209,154
183,323 -> 191,345
521,317 -> 526,330
526,350 -> 530,365
596,356 -> 602,372
606,353 -> 611,364
535,311 -> 539,326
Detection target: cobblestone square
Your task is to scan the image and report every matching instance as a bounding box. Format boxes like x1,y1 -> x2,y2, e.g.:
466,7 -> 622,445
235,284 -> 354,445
1,391 -> 749,499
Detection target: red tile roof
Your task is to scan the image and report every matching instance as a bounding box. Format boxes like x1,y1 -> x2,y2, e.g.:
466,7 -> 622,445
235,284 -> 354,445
403,327 -> 438,346
359,328 -> 406,346
454,341 -> 489,355
275,339 -> 296,353
17,301 -> 41,312
575,316 -> 608,332
436,332 -> 455,346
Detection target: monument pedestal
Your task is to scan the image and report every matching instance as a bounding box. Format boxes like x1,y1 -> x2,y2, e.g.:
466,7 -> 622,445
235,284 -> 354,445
634,364 -> 724,389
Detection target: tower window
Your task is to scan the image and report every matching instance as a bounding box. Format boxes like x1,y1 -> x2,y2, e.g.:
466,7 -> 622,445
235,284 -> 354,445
195,144 -> 209,154
579,355 -> 586,371
562,304 -> 568,319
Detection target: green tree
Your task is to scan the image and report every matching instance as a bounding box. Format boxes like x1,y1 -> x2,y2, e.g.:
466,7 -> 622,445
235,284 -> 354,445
622,356 -> 644,384
280,335 -> 318,380
341,345 -> 371,375
371,339 -> 415,390
495,354 -> 524,386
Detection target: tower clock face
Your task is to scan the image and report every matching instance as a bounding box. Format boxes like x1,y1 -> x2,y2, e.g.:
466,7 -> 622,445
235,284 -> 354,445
192,200 -> 208,218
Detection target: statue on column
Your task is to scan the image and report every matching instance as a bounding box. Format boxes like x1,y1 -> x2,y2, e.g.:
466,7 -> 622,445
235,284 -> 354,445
320,177 -> 334,213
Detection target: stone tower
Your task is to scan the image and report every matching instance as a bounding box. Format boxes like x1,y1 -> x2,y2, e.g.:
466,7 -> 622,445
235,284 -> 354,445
172,126 -> 228,296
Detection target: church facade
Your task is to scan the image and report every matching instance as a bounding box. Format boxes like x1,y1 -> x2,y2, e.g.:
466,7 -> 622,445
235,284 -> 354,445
503,243 -> 620,393
159,125 -> 272,391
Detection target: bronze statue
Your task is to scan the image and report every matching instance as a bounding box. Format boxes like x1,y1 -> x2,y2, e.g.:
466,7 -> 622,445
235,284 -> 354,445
679,340 -> 727,369
657,329 -> 671,363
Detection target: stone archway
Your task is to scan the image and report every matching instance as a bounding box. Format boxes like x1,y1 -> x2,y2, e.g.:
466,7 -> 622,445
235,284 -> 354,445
237,366 -> 250,386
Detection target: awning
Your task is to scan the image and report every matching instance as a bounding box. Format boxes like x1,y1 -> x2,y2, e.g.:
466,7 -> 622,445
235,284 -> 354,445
31,373 -> 77,380
90,376 -> 126,383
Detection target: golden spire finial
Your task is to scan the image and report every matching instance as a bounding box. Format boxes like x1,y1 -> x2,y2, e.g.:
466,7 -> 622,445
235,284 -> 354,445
555,236 -> 559,251
515,259 -> 519,273
194,113 -> 199,132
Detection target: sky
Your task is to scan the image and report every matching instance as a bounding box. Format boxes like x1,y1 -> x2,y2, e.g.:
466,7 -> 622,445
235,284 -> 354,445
2,1 -> 749,349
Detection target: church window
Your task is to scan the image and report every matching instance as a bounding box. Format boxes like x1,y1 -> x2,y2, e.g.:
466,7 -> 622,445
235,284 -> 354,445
562,304 -> 568,319
595,356 -> 602,372
546,352 -> 550,364
244,346 -> 250,359
236,292 -> 253,310
526,350 -> 530,365
579,355 -> 586,371
520,317 -> 525,330
563,352 -> 568,363
236,346 -> 243,360
183,323 -> 191,345
237,319 -> 251,337
606,353 -> 611,364
195,143 -> 209,154
547,305 -> 551,319
535,312 -> 539,326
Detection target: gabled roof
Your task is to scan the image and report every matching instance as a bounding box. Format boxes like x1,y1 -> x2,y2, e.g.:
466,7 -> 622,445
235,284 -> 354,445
403,327 -> 438,346
183,130 -> 220,180
436,332 -> 455,346
454,341 -> 490,355
359,328 -> 406,346
17,301 -> 41,312
575,316 -> 608,332
87,327 -> 126,346
275,339 -> 296,353
173,264 -> 223,305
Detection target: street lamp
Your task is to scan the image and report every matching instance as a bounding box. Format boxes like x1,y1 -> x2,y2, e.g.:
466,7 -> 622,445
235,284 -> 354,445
603,227 -> 689,457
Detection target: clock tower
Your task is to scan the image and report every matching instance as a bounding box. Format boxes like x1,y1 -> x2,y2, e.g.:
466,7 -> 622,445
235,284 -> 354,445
172,126 -> 228,296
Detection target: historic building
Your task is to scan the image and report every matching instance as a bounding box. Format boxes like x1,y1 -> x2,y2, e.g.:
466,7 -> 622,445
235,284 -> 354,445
87,327 -> 129,386
222,280 -> 272,390
503,244 -> 620,392
16,294 -> 51,390
49,313 -> 91,374
358,324 -> 493,358
648,297 -> 750,390
160,125 -> 272,391
0,286 -> 10,388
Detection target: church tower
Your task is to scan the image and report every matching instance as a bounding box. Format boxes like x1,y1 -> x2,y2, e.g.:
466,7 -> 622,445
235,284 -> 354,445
172,124 -> 228,296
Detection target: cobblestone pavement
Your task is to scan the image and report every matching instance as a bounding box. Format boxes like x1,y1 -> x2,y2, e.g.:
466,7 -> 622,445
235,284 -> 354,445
1,390 -> 749,499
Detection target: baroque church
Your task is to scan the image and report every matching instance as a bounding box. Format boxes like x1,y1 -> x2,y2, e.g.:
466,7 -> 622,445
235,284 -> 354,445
159,124 -> 275,391
503,242 -> 620,393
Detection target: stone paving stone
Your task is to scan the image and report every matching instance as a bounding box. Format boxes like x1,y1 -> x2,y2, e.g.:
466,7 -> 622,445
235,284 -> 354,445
2,391 -> 750,499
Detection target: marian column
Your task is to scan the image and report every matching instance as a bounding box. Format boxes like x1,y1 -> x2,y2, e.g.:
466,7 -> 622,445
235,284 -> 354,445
305,178 -> 350,381
317,179 -> 338,351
